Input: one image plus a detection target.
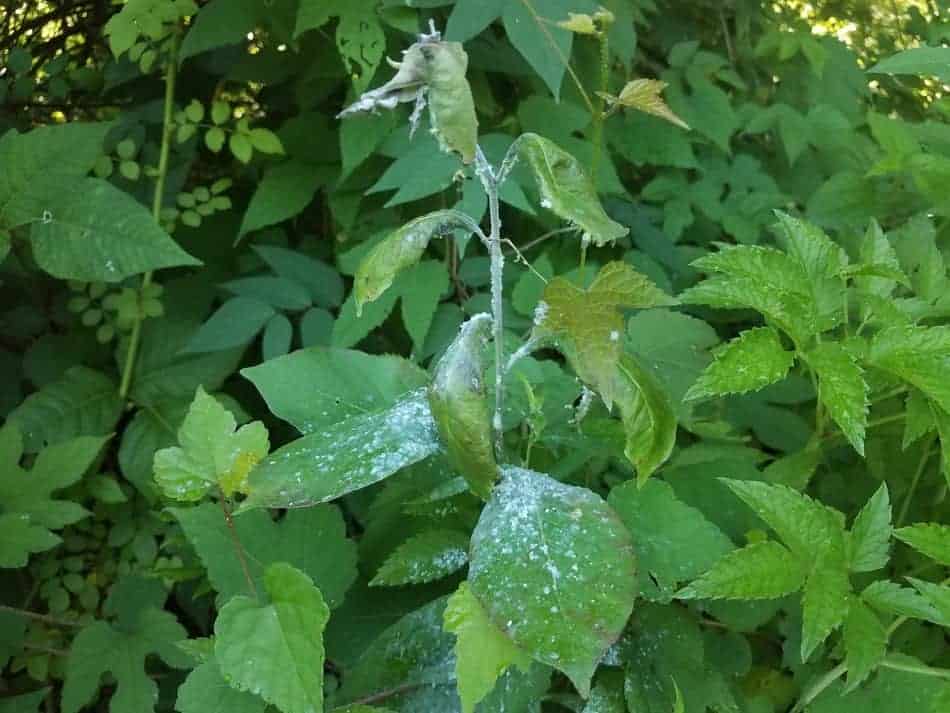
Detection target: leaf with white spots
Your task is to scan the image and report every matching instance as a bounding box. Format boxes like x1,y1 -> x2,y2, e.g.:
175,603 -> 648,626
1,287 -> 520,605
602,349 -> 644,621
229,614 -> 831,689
371,529 -> 469,586
685,327 -> 794,400
468,467 -> 636,697
241,389 -> 440,510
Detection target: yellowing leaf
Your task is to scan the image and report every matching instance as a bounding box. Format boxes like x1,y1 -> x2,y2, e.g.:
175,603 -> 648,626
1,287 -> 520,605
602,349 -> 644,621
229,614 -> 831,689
534,261 -> 676,409
153,387 -> 269,502
428,314 -> 497,499
444,582 -> 532,713
600,79 -> 690,130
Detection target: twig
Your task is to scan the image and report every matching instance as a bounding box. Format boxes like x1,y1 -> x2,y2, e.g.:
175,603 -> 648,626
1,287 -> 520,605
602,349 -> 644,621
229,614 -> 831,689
0,605 -> 81,629
219,498 -> 258,600
791,661 -> 846,712
897,436 -> 937,527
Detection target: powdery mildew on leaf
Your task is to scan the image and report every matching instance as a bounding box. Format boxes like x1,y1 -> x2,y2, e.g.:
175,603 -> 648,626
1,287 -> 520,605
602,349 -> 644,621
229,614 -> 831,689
468,467 -> 636,697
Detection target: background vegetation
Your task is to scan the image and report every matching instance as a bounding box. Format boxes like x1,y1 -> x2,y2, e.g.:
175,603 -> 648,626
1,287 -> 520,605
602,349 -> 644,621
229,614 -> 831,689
2,1 -> 950,712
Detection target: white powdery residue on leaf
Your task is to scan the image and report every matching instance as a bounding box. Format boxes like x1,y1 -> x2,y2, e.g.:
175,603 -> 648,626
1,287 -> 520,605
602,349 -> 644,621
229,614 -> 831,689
533,300 -> 549,327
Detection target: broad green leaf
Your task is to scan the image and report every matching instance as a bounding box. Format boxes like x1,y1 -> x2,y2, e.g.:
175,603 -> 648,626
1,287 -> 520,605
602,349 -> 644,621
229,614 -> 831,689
801,547 -> 850,661
184,297 -> 276,353
118,398 -> 190,497
616,354 -> 677,483
400,260 -> 450,355
680,244 -> 818,345
354,210 -> 480,314
242,347 -> 427,434
843,597 -> 886,690
242,389 -> 440,510
172,502 -> 357,608
805,341 -> 869,455
215,563 -> 330,713
175,660 -> 267,713
809,664 -> 950,713
8,366 -> 122,453
869,46 -> 950,83
371,529 -> 469,586
221,276 -> 312,312
253,245 -> 344,308
238,161 -> 331,237
445,0 -> 506,42
428,314 -> 496,499
62,608 -> 188,713
468,467 -> 636,696
261,314 -> 293,360
861,580 -> 945,625
848,483 -> 891,572
179,0 -> 258,59
608,479 -> 734,600
685,327 -> 793,400
894,523 -> 950,566
153,387 -> 269,501
533,261 -> 676,409
903,390 -> 934,448
30,178 -> 200,282
868,325 -> 950,413
0,122 -> 111,230
0,513 -> 60,569
501,0 -> 575,99
514,133 -> 628,246
676,541 -> 805,600
444,582 -> 532,713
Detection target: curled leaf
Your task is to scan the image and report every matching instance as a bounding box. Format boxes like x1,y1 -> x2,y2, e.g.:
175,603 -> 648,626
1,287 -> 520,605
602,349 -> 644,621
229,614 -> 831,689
513,133 -> 628,245
354,209 -> 481,315
598,79 -> 690,130
428,313 -> 497,500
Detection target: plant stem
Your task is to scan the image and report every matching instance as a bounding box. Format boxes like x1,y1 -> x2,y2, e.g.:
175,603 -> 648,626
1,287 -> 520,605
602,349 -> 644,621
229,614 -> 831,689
897,435 -> 937,526
880,656 -> 950,680
118,33 -> 180,400
791,661 -> 846,713
219,498 -> 258,600
0,604 -> 81,628
583,31 -> 610,272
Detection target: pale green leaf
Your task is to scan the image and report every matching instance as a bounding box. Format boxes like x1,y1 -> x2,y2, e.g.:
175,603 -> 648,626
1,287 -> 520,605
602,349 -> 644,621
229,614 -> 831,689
685,327 -> 793,400
354,210 -> 480,313
444,581 -> 532,713
242,389 -> 440,510
843,597 -> 887,690
175,660 -> 267,713
616,354 -> 677,483
214,563 -> 330,713
371,529 -> 469,586
30,178 -> 200,282
848,483 -> 891,573
805,341 -> 869,455
894,523 -> 950,566
153,387 -> 269,501
428,314 -> 496,500
425,41 -> 478,162
869,46 -> 950,83
676,541 -> 805,600
515,133 -> 628,246
468,466 -> 636,696
249,128 -> 284,155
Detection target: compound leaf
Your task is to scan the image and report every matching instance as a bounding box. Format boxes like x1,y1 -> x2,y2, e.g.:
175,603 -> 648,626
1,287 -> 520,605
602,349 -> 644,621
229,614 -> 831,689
685,327 -> 793,400
676,540 -> 805,600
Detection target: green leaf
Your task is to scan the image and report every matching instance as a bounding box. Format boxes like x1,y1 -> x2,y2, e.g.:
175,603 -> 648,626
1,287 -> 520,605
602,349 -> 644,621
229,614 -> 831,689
184,297 -> 276,353
261,314 -> 293,360
371,529 -> 469,587
238,161 -> 331,237
175,660 -> 267,713
222,276 -> 312,312
615,354 -> 677,483
253,245 -> 344,308
843,597 -> 887,690
354,210 -> 480,314
514,133 -> 628,246
533,261 -> 676,409
172,502 -> 357,608
62,608 -> 187,713
249,128 -> 284,155
680,244 -> 818,344
685,327 -> 794,400
903,390 -> 934,449
214,563 -> 330,713
861,580 -> 945,625
801,548 -> 850,661
894,523 -> 950,566
0,122 -> 111,230
869,46 -> 950,83
0,513 -> 61,568
868,325 -> 950,413
424,41 -> 479,162
242,347 -> 427,434
30,178 -> 200,282
242,389 -> 440,510
230,133 -> 253,164
805,341 -> 869,455
848,483 -> 891,572
444,581 -> 533,713
809,663 -> 950,713
906,578 -> 950,623
180,0 -> 259,59
8,366 -> 122,453
502,0 -> 575,99
428,314 -> 497,499
153,387 -> 269,501
0,689 -> 48,713
468,466 -> 636,696
676,541 -> 805,600
608,478 -> 734,600
400,260 -> 450,355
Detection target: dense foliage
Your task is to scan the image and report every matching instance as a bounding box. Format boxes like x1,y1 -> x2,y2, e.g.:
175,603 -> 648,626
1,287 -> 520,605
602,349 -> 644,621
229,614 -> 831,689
2,1 -> 950,712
